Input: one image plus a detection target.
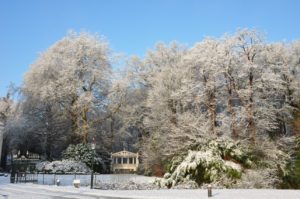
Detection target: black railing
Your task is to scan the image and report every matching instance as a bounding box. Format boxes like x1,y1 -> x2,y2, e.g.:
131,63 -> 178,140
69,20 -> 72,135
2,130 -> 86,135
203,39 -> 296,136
14,172 -> 38,183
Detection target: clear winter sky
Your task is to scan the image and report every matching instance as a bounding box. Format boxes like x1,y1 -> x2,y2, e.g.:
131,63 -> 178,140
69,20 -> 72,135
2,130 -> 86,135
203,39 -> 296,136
1,0 -> 300,97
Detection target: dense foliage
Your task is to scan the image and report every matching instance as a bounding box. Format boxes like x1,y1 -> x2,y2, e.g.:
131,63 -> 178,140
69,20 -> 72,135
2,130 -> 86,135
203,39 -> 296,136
36,160 -> 91,173
156,139 -> 251,188
62,143 -> 103,171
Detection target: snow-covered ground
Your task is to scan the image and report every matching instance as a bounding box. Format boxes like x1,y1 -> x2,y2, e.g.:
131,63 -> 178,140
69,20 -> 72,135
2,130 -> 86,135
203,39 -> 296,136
1,174 -> 300,199
1,182 -> 300,199
0,173 -> 9,184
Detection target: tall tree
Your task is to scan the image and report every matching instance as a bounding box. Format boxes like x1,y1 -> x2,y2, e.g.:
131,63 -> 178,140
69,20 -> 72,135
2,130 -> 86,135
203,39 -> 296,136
23,32 -> 112,144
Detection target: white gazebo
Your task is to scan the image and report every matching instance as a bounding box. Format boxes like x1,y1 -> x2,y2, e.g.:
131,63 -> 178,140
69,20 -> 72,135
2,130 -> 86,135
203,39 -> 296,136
111,150 -> 139,173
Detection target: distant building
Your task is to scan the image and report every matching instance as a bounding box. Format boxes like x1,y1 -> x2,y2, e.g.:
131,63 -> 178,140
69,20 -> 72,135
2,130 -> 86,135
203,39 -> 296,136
7,151 -> 41,172
110,150 -> 139,173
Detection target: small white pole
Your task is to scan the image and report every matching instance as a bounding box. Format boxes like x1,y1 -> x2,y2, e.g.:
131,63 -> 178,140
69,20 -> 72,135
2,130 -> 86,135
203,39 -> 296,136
208,184 -> 212,197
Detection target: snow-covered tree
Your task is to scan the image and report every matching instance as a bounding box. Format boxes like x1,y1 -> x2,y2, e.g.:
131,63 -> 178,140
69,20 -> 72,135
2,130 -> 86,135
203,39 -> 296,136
23,32 -> 112,143
136,30 -> 300,186
2,28 -> 300,187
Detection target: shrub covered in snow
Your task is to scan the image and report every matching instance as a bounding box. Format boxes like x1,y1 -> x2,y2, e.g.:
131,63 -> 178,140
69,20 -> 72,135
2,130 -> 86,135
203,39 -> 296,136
156,137 -> 292,188
95,181 -> 159,190
277,136 -> 300,188
62,143 -> 103,171
35,161 -> 50,171
233,169 -> 280,188
36,160 -> 91,173
156,139 -> 252,188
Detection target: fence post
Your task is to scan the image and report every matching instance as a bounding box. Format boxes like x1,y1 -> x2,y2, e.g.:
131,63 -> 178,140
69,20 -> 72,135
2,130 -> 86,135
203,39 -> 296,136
208,184 -> 212,197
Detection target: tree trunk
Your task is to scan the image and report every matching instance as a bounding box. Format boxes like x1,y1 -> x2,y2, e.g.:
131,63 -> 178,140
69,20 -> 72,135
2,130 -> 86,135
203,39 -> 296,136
226,75 -> 238,139
82,106 -> 89,143
208,91 -> 217,135
110,117 -> 115,152
248,69 -> 256,145
203,74 -> 217,135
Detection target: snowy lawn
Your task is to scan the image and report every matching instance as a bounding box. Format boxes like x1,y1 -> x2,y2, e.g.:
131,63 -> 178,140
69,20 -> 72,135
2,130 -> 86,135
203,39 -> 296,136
1,178 -> 300,199
3,183 -> 300,199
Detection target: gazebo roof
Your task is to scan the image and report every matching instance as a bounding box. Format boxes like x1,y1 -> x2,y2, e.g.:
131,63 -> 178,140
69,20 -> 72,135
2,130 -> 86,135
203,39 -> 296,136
111,150 -> 138,157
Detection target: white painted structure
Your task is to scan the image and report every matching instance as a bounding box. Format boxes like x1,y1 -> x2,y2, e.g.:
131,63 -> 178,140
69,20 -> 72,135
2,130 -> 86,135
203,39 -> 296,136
111,150 -> 139,173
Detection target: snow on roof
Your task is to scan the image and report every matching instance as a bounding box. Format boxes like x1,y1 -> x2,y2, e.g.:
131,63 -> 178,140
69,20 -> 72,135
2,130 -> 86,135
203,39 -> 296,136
111,150 -> 138,157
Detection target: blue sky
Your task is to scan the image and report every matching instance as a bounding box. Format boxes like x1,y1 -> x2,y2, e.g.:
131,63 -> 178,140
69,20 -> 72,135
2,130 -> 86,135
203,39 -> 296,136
0,0 -> 300,97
